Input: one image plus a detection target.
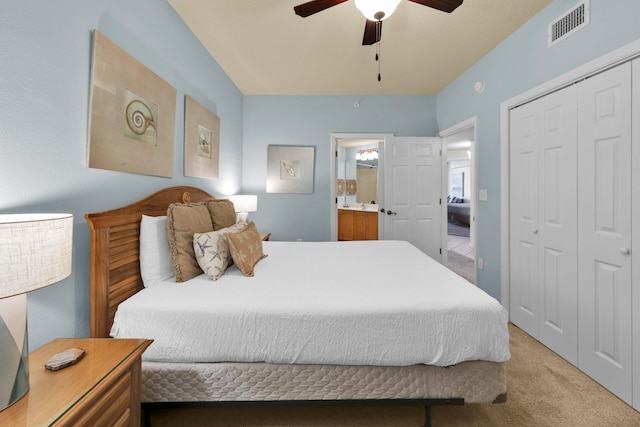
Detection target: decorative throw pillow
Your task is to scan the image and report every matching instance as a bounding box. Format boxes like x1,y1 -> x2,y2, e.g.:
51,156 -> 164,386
166,202 -> 214,282
139,215 -> 174,287
193,222 -> 247,281
225,221 -> 267,277
207,199 -> 237,230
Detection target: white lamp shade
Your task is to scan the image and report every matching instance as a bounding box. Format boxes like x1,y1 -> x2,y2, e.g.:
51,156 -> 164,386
354,0 -> 402,21
229,195 -> 258,214
0,213 -> 73,299
0,213 -> 73,411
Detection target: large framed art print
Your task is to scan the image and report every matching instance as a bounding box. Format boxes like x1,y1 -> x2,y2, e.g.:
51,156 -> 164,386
87,30 -> 177,178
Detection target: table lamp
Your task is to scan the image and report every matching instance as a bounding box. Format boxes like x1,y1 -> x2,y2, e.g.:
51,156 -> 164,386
228,195 -> 257,223
0,213 -> 73,411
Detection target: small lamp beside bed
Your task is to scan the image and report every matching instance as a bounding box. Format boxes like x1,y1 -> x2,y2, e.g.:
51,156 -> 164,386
228,194 -> 257,223
0,214 -> 73,412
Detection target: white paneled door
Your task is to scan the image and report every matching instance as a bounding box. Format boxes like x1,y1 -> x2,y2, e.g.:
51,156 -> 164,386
383,137 -> 441,261
577,61 -> 633,404
510,99 -> 540,336
536,84 -> 578,365
509,84 -> 578,364
632,58 -> 640,412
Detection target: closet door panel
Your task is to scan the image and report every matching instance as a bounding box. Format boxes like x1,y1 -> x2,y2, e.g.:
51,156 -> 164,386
510,84 -> 578,365
510,102 -> 540,336
577,62 -> 632,404
537,85 -> 578,364
632,58 -> 640,412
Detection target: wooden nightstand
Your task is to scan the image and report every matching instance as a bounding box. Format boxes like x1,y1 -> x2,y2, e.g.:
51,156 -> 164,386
0,338 -> 151,426
260,232 -> 271,241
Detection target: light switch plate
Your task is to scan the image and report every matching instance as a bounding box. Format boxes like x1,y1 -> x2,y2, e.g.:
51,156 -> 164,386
479,189 -> 488,201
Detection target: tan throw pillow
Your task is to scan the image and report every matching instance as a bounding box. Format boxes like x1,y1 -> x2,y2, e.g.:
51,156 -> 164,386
226,221 -> 267,277
207,199 -> 237,230
167,202 -> 214,282
193,222 -> 247,281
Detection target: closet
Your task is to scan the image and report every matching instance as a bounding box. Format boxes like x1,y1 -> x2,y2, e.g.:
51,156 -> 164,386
509,59 -> 638,407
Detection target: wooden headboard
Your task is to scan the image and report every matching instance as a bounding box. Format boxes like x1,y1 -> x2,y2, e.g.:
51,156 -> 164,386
85,186 -> 215,338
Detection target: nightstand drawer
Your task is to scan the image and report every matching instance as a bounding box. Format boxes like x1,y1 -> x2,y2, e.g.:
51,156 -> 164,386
64,370 -> 132,426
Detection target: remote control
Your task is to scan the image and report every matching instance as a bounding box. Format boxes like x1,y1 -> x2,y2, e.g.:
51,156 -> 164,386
45,348 -> 85,371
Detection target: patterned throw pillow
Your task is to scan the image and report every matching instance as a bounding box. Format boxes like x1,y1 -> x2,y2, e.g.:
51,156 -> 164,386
225,221 -> 268,277
193,222 -> 246,281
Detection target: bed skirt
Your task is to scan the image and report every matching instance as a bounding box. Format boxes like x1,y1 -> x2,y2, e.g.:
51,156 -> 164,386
141,360 -> 506,404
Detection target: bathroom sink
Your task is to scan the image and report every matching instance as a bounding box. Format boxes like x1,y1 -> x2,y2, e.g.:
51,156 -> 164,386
339,204 -> 379,212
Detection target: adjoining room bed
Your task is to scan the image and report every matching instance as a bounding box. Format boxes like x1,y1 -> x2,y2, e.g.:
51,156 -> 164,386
85,186 -> 509,427
447,199 -> 470,227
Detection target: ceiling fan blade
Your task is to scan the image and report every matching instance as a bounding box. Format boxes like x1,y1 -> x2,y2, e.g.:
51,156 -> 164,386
408,0 -> 463,13
294,0 -> 349,17
362,20 -> 382,45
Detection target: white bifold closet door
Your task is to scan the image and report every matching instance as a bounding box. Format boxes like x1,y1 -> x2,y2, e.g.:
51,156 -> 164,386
633,58 -> 640,412
577,61 -> 633,404
509,83 -> 578,365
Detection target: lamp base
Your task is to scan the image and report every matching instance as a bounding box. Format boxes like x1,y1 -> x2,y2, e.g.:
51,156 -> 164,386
237,212 -> 249,223
0,294 -> 29,411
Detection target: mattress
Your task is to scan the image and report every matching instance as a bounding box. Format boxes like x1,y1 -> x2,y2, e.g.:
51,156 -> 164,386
141,360 -> 507,404
111,240 -> 510,366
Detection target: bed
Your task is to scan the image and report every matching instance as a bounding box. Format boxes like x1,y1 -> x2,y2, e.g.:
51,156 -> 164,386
85,186 -> 509,427
447,200 -> 470,227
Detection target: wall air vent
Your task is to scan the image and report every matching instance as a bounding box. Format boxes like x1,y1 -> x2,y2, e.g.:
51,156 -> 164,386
548,0 -> 590,47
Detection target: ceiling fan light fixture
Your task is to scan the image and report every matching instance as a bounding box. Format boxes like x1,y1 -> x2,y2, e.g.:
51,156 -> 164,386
355,0 -> 402,21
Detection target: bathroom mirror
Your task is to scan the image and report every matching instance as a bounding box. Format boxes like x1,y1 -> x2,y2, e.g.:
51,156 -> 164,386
337,139 -> 380,206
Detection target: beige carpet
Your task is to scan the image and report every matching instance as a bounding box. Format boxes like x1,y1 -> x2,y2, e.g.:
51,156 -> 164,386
447,250 -> 474,284
148,324 -> 640,427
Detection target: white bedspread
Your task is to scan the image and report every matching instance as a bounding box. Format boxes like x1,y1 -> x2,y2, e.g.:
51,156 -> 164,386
111,240 -> 510,366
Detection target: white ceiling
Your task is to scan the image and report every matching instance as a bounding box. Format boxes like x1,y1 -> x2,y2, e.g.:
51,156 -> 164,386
168,0 -> 552,95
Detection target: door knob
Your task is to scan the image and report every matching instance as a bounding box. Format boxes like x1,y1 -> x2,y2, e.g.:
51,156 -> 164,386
379,208 -> 386,214
620,247 -> 630,255
386,210 -> 397,216
532,228 -> 538,234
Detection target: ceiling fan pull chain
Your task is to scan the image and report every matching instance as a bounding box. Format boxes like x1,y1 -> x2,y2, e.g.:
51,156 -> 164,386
376,21 -> 381,82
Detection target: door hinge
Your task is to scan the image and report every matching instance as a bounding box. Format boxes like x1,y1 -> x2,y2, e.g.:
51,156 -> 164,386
335,150 -> 338,157
439,198 -> 442,205
439,248 -> 442,254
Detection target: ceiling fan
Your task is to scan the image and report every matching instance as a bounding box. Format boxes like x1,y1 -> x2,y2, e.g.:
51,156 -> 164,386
294,0 -> 463,45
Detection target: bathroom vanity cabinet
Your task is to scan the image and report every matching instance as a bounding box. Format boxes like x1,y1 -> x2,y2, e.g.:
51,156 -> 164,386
338,209 -> 378,241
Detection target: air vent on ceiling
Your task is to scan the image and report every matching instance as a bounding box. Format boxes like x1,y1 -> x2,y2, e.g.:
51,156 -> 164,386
548,0 -> 590,47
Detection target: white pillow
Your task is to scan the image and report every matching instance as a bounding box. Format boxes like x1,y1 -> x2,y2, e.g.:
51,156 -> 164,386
193,222 -> 247,281
140,215 -> 174,287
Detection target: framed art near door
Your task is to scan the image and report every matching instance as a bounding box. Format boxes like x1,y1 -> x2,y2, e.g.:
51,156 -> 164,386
266,145 -> 315,193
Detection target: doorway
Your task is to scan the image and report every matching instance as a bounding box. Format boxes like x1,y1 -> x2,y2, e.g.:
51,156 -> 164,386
331,134 -> 443,260
439,118 -> 477,283
330,133 -> 392,241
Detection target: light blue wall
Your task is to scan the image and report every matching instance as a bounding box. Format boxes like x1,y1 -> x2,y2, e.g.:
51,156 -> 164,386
5,0 -> 640,350
436,0 -> 640,299
242,95 -> 437,241
0,0 -> 244,350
